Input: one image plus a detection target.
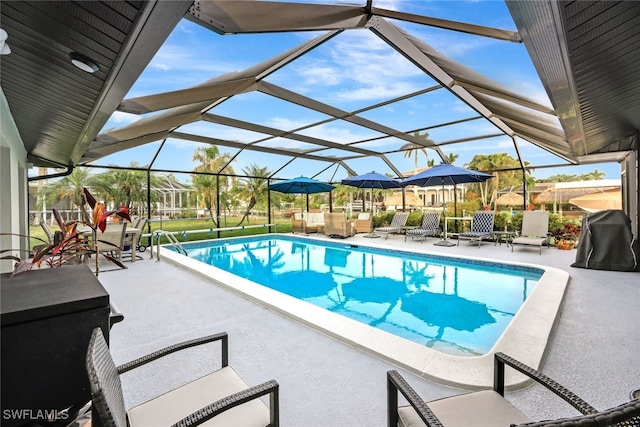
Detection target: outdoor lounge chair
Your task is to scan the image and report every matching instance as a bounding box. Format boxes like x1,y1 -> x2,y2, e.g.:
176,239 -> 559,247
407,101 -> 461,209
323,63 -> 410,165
86,328 -> 280,427
387,352 -> 640,427
457,211 -> 495,248
405,211 -> 441,243
324,212 -> 355,238
354,212 -> 373,234
375,212 -> 409,240
512,211 -> 550,255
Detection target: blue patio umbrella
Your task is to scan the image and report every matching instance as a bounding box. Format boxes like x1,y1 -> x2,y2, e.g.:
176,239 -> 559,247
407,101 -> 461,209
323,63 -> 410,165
402,164 -> 492,246
341,171 -> 402,189
269,176 -> 335,194
402,163 -> 493,187
342,172 -> 402,237
269,176 -> 335,212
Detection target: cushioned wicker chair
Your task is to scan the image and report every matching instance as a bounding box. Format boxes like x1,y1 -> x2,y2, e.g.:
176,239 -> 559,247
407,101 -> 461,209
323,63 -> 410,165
457,211 -> 495,248
354,212 -> 373,234
405,211 -> 441,243
388,352 -> 640,427
375,212 -> 410,240
86,328 -> 279,427
324,212 -> 355,238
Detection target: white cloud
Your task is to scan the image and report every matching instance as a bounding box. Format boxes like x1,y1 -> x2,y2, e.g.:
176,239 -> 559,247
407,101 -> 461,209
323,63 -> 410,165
334,82 -> 419,101
371,0 -> 402,10
109,111 -> 141,125
148,44 -> 236,74
284,31 -> 427,101
297,61 -> 342,86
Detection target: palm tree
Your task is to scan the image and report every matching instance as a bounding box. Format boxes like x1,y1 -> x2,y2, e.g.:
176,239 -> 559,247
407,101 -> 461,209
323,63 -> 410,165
446,152 -> 459,165
191,146 -> 235,227
582,169 -> 607,180
466,153 -> 522,208
39,167 -> 92,224
401,131 -> 434,176
88,162 -> 161,214
235,164 -> 270,226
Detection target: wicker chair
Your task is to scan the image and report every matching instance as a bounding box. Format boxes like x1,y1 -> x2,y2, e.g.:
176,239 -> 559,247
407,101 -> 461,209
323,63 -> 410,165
388,352 -> 640,427
86,328 -> 279,427
456,211 -> 495,248
324,212 -> 355,238
405,211 -> 441,243
354,212 -> 373,234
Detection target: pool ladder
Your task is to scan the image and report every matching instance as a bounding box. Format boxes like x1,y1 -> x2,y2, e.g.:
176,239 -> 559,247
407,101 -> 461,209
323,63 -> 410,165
151,230 -> 188,261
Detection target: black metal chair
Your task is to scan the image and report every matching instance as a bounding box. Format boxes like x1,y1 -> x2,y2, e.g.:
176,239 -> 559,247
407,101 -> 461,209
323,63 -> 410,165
86,328 -> 279,427
388,352 -> 640,427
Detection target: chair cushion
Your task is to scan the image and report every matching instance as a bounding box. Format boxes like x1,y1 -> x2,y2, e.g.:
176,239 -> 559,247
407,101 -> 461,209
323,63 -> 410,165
512,237 -> 545,246
128,366 -> 270,427
459,231 -> 491,238
398,390 -> 531,427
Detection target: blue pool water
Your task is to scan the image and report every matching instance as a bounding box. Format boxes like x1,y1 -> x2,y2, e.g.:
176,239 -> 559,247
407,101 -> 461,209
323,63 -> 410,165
171,235 -> 543,356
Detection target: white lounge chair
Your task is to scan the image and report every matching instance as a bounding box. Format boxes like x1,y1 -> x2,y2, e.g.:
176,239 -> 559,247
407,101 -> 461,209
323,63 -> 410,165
375,212 -> 409,240
457,211 -> 495,248
511,211 -> 550,254
405,211 -> 440,243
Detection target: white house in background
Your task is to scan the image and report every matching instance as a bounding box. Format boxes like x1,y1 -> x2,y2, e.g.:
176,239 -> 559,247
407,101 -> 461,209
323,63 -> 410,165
154,176 -> 196,218
392,167 -> 466,208
27,174 -> 197,223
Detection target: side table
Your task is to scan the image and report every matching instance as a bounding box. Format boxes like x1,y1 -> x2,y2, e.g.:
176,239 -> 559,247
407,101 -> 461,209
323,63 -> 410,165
493,231 -> 517,246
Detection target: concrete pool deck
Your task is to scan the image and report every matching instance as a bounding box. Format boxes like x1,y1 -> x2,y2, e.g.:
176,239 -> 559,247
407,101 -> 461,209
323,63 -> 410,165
99,233 -> 639,426
158,234 -> 569,390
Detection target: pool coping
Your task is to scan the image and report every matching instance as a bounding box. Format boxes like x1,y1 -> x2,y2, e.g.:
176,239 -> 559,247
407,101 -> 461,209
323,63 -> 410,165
159,233 -> 569,390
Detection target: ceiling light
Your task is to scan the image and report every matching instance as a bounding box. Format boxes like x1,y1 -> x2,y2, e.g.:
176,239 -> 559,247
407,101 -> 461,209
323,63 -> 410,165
70,52 -> 99,73
0,29 -> 11,55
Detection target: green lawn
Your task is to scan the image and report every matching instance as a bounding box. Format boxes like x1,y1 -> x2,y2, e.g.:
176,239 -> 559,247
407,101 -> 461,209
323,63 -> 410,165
30,216 -> 294,250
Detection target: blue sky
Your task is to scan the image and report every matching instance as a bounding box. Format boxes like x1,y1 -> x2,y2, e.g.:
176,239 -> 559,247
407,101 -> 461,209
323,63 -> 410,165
94,0 -> 620,183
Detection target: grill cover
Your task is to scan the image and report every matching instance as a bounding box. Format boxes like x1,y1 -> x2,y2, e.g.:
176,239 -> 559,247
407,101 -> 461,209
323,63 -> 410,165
572,210 -> 639,271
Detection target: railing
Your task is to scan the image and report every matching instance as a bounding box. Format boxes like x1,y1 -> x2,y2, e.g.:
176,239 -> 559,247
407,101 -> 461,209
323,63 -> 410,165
149,223 -> 277,261
151,230 -> 187,261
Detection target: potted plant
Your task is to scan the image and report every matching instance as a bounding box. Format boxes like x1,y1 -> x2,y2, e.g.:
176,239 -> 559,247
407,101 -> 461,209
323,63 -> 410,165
1,188 -> 130,277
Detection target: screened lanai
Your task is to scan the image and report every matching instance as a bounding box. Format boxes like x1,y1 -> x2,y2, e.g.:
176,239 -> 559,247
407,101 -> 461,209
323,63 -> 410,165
1,0 -> 639,254
84,1 -> 568,185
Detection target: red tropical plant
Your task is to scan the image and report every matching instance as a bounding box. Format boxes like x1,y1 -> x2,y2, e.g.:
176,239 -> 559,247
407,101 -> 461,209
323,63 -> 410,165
1,188 -> 130,277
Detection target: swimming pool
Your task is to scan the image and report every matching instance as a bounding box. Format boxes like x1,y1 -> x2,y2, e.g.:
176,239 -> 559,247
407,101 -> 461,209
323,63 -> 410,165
176,235 -> 542,356
160,234 -> 569,389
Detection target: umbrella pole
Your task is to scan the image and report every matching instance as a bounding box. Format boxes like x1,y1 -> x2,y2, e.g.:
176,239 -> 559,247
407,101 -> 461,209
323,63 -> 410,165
453,184 -> 458,233
364,187 -> 381,238
434,182 -> 455,247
